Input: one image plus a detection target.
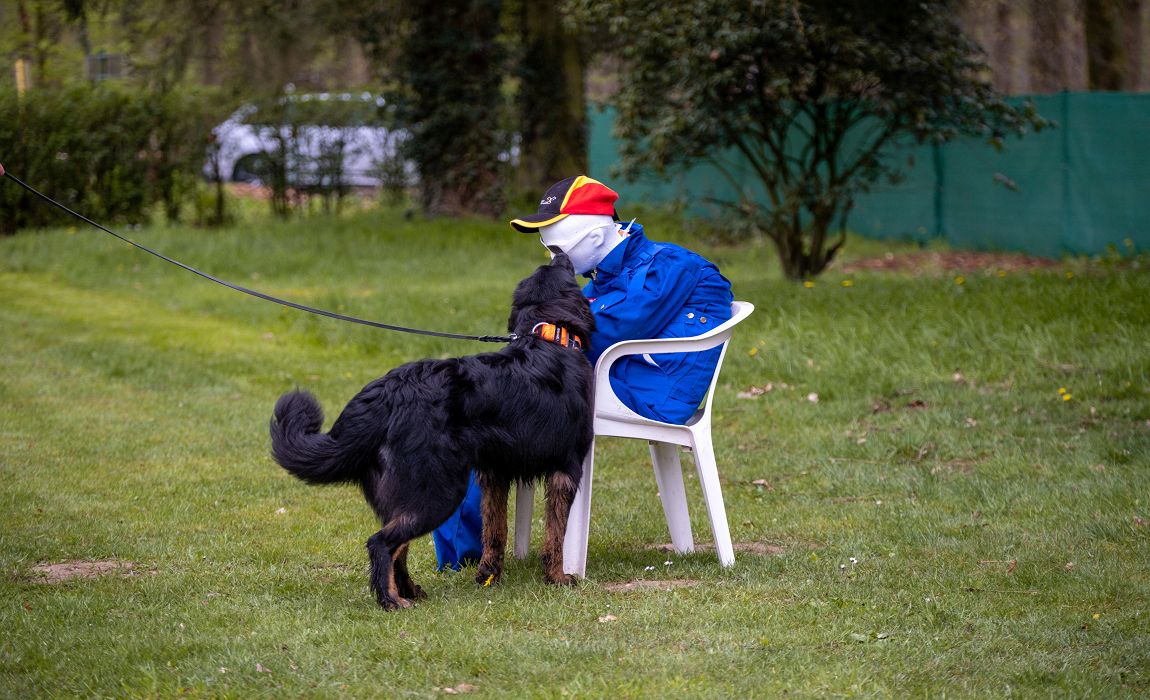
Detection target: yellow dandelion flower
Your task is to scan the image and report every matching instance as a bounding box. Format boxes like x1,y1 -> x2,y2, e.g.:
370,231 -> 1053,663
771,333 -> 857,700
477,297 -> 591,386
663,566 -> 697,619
954,275 -> 965,285
841,279 -> 854,287
1065,271 -> 1074,279
1063,393 -> 1073,401
748,347 -> 759,357
803,280 -> 815,288
997,270 -> 1007,278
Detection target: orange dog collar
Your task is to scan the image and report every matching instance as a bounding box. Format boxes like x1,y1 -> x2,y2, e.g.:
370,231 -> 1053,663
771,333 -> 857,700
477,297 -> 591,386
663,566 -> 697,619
531,322 -> 583,350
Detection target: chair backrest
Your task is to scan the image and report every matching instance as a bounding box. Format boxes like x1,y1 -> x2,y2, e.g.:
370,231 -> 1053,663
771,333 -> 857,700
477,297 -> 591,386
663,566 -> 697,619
593,301 -> 755,426
696,301 -> 754,421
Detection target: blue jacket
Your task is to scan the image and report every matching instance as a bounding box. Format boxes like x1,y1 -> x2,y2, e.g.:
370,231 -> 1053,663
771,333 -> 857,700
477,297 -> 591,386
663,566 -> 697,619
583,223 -> 733,424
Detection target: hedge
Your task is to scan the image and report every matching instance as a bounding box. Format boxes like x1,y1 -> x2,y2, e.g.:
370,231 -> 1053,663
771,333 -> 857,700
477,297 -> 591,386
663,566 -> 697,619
0,85 -> 226,234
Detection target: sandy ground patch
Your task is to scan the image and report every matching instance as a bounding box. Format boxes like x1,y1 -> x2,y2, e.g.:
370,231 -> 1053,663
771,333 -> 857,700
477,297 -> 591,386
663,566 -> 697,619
840,251 -> 1062,274
27,559 -> 145,584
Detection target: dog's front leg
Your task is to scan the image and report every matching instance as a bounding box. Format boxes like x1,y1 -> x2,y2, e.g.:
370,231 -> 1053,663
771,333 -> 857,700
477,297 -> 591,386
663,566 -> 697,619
475,476 -> 510,586
541,471 -> 578,586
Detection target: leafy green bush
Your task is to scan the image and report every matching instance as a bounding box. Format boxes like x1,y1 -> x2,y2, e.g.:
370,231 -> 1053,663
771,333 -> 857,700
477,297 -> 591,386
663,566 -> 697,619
0,85 -> 226,234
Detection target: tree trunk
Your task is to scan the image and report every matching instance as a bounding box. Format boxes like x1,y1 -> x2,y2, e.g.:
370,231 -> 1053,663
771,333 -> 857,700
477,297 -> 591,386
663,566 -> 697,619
992,1 -> 1014,93
516,0 -> 588,199
1119,0 -> 1144,90
15,0 -> 33,89
197,2 -> 225,86
772,211 -> 838,281
1030,0 -> 1068,92
401,0 -> 506,217
61,0 -> 92,56
1084,0 -> 1124,90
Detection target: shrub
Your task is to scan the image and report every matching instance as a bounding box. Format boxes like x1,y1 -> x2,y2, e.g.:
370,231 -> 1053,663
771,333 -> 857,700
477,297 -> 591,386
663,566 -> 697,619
0,85 -> 226,234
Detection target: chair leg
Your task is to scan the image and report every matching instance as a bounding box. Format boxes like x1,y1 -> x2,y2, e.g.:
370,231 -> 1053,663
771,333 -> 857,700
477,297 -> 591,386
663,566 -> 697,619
649,441 -> 694,554
562,440 -> 595,578
513,482 -> 534,560
690,430 -> 735,567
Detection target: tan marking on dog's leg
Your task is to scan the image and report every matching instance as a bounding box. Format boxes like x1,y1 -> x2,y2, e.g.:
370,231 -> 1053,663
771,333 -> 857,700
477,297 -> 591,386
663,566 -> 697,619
476,476 -> 510,586
393,540 -> 425,600
542,471 -> 578,585
388,542 -> 413,608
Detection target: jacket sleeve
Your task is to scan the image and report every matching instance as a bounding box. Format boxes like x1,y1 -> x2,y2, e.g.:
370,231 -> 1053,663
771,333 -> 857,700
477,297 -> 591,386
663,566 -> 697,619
588,250 -> 699,361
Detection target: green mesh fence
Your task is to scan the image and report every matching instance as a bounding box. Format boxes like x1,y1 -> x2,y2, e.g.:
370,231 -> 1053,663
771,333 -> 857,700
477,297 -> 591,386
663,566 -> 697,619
589,92 -> 1150,258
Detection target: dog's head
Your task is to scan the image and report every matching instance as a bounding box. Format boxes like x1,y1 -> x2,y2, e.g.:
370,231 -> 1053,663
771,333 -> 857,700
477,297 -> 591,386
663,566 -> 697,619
507,253 -> 595,347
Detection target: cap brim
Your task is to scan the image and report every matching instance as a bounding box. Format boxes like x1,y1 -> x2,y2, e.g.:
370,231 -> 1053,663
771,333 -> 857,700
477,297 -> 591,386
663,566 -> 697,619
510,212 -> 569,233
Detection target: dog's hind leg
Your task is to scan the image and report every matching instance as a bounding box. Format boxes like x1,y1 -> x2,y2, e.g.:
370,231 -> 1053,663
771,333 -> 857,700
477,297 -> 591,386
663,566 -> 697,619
366,529 -> 412,610
364,454 -> 472,608
393,542 -> 425,600
541,471 -> 579,586
475,475 -> 510,587
370,498 -> 464,609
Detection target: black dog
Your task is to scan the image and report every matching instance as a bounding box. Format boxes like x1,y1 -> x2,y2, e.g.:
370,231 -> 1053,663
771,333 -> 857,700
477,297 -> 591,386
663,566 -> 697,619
269,254 -> 594,609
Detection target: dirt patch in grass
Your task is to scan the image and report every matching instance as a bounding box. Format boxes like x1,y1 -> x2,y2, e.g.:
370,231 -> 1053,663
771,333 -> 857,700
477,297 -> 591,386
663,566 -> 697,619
603,579 -> 702,593
840,251 -> 1061,274
27,559 -> 145,584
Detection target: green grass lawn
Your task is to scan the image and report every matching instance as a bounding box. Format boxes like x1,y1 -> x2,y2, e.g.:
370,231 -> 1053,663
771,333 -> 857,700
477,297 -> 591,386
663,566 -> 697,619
2,203 -> 1148,698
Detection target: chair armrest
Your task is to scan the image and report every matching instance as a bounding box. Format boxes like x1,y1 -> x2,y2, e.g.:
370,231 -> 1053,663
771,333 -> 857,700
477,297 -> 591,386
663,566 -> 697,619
590,302 -> 755,428
592,301 -> 755,376
594,332 -> 731,373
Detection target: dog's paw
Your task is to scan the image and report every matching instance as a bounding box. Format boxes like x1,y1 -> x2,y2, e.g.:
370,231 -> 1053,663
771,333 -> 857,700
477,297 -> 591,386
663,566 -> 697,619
544,572 -> 577,587
397,577 -> 430,597
376,594 -> 415,610
475,563 -> 503,587
400,581 -> 427,597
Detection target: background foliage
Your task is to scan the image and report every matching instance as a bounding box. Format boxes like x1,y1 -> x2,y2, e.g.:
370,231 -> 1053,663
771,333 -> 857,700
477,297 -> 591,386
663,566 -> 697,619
3,1 -> 1146,274
0,84 -> 224,234
394,0 -> 510,217
572,0 -> 1048,279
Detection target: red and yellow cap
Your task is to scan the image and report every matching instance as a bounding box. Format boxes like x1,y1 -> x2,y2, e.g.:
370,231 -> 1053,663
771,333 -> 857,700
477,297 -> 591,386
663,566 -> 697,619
510,175 -> 619,232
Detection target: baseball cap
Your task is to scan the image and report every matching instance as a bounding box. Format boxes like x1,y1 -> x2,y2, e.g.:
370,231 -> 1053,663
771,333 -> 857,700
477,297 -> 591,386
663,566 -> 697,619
510,175 -> 619,233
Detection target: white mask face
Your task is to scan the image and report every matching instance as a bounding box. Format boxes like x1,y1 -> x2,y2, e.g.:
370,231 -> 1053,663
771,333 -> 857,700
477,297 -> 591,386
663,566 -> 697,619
539,214 -> 619,275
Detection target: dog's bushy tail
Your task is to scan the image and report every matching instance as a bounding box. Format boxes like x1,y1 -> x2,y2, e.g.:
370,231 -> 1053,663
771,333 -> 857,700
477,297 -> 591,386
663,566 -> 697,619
270,390 -> 364,485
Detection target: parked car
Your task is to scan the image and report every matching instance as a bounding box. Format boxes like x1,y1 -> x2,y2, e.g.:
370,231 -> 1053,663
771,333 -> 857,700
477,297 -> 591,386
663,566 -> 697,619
205,92 -> 412,188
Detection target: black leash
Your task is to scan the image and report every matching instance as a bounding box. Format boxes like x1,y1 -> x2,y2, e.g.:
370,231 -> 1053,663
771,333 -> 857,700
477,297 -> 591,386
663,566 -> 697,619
0,163 -> 516,344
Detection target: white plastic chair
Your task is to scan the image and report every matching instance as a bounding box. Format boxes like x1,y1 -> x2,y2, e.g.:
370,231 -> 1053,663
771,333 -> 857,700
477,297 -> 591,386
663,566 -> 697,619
514,301 -> 755,577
